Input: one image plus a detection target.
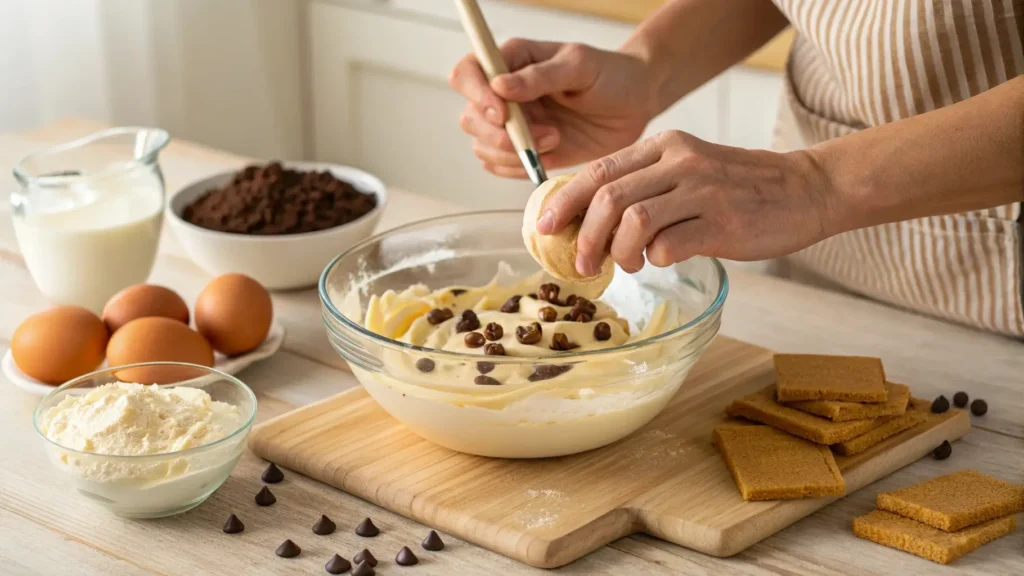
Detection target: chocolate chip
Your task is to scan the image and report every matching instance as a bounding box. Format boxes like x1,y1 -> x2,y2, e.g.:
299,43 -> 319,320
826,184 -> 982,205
464,331 -> 485,348
563,313 -> 573,321
593,322 -> 612,341
565,295 -> 578,307
352,562 -> 375,576
353,549 -> 377,567
222,514 -> 244,534
427,308 -> 454,325
484,322 -> 503,340
575,312 -> 592,323
500,295 -> 522,313
931,395 -> 950,414
484,343 -> 505,356
565,307 -> 592,322
275,539 -> 301,558
395,546 -> 419,566
572,297 -> 597,315
932,440 -> 952,460
455,309 -> 480,333
970,399 -> 988,416
538,283 -> 560,302
953,391 -> 969,407
538,306 -> 557,322
325,554 -> 352,574
474,375 -> 501,385
355,518 -> 380,537
255,486 -> 276,506
515,322 -> 543,345
550,333 -> 578,351
261,462 -> 284,483
528,364 -> 572,382
527,293 -> 537,299
422,530 -> 445,551
477,361 -> 495,374
415,358 -> 435,373
450,288 -> 467,296
312,514 -> 336,535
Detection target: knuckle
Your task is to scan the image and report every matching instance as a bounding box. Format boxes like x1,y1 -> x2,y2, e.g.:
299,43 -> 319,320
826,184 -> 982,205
561,43 -> 588,63
624,203 -> 653,234
646,240 -> 672,267
593,184 -> 624,213
501,37 -> 528,53
587,156 -> 618,185
459,111 -> 473,133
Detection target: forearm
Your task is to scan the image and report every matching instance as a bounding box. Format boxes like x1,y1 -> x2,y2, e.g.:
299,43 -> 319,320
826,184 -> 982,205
812,75 -> 1024,235
621,0 -> 789,117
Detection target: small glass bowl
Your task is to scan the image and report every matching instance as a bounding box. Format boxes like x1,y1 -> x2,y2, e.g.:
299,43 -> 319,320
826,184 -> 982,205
33,363 -> 256,518
319,211 -> 728,458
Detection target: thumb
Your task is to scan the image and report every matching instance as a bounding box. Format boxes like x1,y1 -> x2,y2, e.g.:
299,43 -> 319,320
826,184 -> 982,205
491,44 -> 596,102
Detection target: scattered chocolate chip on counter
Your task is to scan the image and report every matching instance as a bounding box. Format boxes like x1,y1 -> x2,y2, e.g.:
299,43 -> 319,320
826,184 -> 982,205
932,440 -> 952,460
483,343 -> 505,356
275,539 -> 301,558
255,486 -> 277,506
261,462 -> 284,484
415,358 -> 435,373
355,518 -> 380,537
474,375 -> 501,386
464,332 -> 485,348
395,546 -> 419,566
930,395 -> 950,414
352,561 -> 375,576
455,310 -> 481,333
515,322 -> 543,345
500,296 -> 521,313
476,361 -> 495,374
421,530 -> 445,551
426,308 -> 454,325
353,549 -> 378,567
970,399 -> 988,416
312,514 -> 337,535
182,162 -> 377,235
538,306 -> 557,322
953,391 -> 969,408
222,514 -> 244,534
325,554 -> 352,575
483,322 -> 503,340
593,322 -> 612,341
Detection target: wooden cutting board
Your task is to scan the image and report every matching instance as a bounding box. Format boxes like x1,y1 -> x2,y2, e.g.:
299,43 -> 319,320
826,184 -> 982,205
248,336 -> 970,568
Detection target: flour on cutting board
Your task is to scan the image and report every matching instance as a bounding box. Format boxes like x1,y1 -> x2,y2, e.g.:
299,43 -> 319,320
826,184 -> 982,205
514,488 -> 567,529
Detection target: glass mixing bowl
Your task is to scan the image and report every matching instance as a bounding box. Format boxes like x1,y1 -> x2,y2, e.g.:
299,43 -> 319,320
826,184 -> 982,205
319,211 -> 727,458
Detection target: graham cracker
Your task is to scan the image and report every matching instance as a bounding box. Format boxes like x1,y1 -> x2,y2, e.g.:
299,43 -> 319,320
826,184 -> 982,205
831,398 -> 928,456
726,385 -> 885,444
774,354 -> 888,403
852,510 -> 1016,565
713,424 -> 845,501
876,469 -> 1024,531
787,382 -> 910,422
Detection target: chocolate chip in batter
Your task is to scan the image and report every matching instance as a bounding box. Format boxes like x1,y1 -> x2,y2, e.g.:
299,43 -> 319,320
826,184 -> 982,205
484,343 -> 505,356
572,297 -> 597,316
415,358 -> 435,373
538,283 -> 560,302
515,322 -> 543,345
527,292 -> 537,299
474,375 -> 501,386
455,309 -> 480,333
538,306 -> 557,322
464,332 -> 485,348
426,308 -> 454,325
528,364 -> 572,382
477,361 -> 495,374
550,333 -> 579,352
484,322 -> 503,340
565,295 -> 578,307
500,296 -> 521,313
450,288 -> 467,296
593,322 -> 612,341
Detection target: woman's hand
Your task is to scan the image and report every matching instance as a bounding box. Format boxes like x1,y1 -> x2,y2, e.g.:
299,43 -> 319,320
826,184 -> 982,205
448,39 -> 655,178
537,130 -> 836,274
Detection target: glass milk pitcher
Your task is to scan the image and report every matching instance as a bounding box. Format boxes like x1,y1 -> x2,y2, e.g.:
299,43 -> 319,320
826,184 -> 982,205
11,128 -> 169,313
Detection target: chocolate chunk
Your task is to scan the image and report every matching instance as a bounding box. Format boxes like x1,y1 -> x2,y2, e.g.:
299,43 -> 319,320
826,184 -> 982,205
484,322 -> 503,341
395,546 -> 419,566
538,283 -> 560,302
970,399 -> 988,416
352,562 -> 375,576
427,308 -> 454,325
565,295 -> 578,307
574,312 -> 592,323
515,322 -> 543,345
500,296 -> 522,313
931,395 -> 950,414
455,309 -> 480,333
593,321 -> 612,341
565,307 -> 593,322
528,364 -> 572,382
953,391 -> 969,407
275,539 -> 301,558
450,288 -> 467,296
571,297 -> 597,316
550,333 -> 578,351
353,549 -> 377,567
484,343 -> 505,356
527,293 -> 537,299
261,462 -> 284,484
325,554 -> 352,574
475,375 -> 501,386
477,361 -> 495,374
255,486 -> 276,506
222,514 -> 244,534
421,530 -> 445,551
464,332 -> 485,348
563,313 -> 573,321
538,306 -> 557,322
312,514 -> 337,535
932,440 -> 952,460
355,518 -> 379,537
415,358 -> 435,373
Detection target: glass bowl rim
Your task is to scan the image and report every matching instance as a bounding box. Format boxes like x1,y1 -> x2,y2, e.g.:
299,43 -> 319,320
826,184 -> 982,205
318,210 -> 730,362
32,361 -> 257,460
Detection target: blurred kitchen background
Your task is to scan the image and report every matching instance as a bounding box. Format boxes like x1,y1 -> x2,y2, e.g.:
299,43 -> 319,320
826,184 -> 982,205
0,0 -> 791,210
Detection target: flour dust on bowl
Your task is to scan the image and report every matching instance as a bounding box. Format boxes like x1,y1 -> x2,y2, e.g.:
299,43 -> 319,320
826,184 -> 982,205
319,211 -> 728,458
33,362 -> 256,518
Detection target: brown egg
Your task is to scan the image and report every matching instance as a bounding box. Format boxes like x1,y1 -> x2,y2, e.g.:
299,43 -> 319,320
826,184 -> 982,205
11,306 -> 108,385
195,273 -> 273,356
107,317 -> 214,384
102,284 -> 190,333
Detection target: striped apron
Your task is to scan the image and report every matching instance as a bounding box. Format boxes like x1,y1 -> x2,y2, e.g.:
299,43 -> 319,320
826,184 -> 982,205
769,0 -> 1024,337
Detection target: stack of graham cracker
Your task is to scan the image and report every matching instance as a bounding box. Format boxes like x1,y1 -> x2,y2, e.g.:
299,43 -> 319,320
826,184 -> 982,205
714,354 -> 936,501
853,470 -> 1024,564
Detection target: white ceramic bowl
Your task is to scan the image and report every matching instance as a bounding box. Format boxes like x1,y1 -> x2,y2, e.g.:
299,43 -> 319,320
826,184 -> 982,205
168,162 -> 387,290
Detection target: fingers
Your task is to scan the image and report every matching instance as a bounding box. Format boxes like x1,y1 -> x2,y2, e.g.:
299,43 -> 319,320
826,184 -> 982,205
609,187 -> 703,272
646,218 -> 716,267
481,162 -> 529,179
462,103 -> 560,166
492,43 -> 598,103
449,54 -> 508,124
